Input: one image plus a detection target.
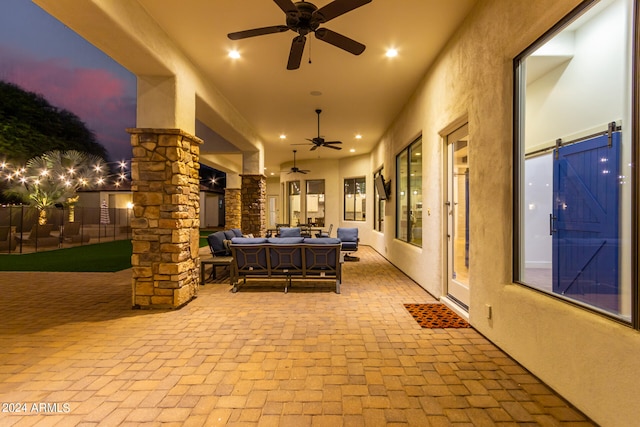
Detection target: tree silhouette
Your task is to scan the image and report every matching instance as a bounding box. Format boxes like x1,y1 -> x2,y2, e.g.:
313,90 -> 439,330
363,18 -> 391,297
0,81 -> 110,203
0,80 -> 109,163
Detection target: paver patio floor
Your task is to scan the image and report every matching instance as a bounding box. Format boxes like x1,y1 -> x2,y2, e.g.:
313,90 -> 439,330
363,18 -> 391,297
0,246 -> 594,426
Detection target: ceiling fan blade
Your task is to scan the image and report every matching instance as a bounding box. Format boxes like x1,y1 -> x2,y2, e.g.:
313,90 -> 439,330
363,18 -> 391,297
314,28 -> 365,55
228,25 -> 289,40
325,144 -> 342,150
274,0 -> 298,16
287,35 -> 306,70
310,145 -> 319,151
314,0 -> 372,23
323,141 -> 342,145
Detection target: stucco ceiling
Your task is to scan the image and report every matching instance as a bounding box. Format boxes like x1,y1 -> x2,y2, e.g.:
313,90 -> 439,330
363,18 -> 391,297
133,0 -> 478,174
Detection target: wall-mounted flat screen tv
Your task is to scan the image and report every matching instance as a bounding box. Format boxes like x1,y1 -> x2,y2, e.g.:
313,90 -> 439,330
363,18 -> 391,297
374,174 -> 390,200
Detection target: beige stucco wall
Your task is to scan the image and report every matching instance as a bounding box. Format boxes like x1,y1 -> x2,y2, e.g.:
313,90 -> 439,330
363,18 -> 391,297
279,158 -> 341,229
369,0 -> 640,425
276,154 -> 375,239
338,154 -> 372,240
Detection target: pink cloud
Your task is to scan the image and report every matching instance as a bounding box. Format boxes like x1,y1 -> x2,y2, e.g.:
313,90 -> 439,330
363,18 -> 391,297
0,45 -> 136,161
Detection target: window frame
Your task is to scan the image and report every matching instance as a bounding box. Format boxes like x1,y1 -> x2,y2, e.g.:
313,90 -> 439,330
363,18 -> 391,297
287,180 -> 300,225
396,136 -> 422,246
512,0 -> 639,326
343,177 -> 366,221
305,179 -> 325,226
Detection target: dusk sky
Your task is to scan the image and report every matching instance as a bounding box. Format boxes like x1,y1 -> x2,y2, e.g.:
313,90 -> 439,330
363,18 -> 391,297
0,0 -> 137,162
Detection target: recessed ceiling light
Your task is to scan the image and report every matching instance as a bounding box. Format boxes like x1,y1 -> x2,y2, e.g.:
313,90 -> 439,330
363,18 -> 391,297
386,48 -> 398,58
228,50 -> 240,59
355,134 -> 362,139
279,134 -> 287,139
350,148 -> 356,153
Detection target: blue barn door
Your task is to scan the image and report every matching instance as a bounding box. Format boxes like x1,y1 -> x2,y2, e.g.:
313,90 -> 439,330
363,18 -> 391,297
552,131 -> 620,312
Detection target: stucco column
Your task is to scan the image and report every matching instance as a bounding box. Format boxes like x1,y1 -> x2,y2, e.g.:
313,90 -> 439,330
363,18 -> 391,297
128,128 -> 202,309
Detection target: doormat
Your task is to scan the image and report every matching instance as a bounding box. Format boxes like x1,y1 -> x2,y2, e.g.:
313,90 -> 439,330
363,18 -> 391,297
404,303 -> 470,329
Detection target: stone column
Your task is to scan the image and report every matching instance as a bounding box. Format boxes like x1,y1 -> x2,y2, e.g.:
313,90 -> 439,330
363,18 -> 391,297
224,188 -> 241,230
241,174 -> 266,237
128,128 -> 202,309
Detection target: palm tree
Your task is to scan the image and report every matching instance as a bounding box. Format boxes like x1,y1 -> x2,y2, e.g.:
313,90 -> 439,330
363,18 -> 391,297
3,150 -> 106,224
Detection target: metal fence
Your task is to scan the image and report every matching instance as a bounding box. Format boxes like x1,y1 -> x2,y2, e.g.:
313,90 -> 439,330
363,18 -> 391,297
0,205 -> 132,254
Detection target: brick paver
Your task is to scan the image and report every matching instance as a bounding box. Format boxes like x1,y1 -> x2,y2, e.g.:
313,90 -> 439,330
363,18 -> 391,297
0,247 -> 594,425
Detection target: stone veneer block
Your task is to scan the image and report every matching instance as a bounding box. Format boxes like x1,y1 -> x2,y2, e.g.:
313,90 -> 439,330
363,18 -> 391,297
225,188 -> 242,231
127,128 -> 202,309
240,175 -> 266,237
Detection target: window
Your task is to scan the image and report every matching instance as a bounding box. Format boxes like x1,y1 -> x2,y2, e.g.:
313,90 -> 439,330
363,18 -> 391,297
306,180 -> 325,227
287,180 -> 300,225
374,168 -> 385,232
514,0 -> 634,321
344,177 -> 366,221
396,137 -> 422,246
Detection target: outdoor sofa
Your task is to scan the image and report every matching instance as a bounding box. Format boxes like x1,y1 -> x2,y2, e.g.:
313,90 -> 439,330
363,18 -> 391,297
207,228 -> 244,256
201,228 -> 244,283
229,236 -> 342,294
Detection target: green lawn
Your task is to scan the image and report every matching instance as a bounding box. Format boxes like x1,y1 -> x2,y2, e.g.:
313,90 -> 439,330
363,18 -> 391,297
0,240 -> 133,272
0,238 -> 209,273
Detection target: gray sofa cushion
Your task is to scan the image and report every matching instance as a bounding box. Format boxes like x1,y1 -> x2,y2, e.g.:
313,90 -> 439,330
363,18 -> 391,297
224,230 -> 236,240
231,228 -> 243,237
231,237 -> 268,244
267,237 -> 305,244
303,237 -> 341,244
337,227 -> 359,251
279,227 -> 301,237
208,231 -> 229,255
337,227 -> 358,241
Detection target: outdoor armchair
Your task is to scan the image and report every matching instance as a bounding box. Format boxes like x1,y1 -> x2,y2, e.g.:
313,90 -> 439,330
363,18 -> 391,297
337,227 -> 359,261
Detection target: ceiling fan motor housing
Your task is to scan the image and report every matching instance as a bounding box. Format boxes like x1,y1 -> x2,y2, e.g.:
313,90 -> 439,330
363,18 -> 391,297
287,2 -> 321,35
228,0 -> 370,69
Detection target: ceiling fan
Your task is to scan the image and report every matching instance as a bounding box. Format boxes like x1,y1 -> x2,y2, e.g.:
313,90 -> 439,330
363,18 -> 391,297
227,0 -> 372,70
287,150 -> 311,174
295,109 -> 343,151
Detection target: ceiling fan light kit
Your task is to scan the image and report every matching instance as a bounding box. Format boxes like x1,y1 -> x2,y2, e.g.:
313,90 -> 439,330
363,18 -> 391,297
227,0 -> 372,70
